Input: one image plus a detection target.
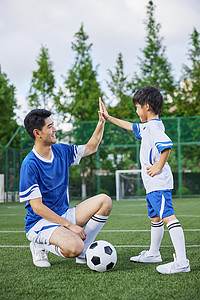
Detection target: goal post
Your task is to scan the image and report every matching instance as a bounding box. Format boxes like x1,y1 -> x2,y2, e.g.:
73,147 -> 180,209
115,169 -> 144,201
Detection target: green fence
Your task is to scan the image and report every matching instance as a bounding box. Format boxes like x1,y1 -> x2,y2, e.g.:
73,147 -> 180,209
0,116 -> 200,202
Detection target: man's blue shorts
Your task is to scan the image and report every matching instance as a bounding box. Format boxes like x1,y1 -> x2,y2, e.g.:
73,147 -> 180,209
146,189 -> 174,219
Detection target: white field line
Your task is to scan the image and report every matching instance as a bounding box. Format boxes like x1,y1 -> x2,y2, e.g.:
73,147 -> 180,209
0,229 -> 200,233
1,213 -> 200,218
0,245 -> 200,248
115,214 -> 200,218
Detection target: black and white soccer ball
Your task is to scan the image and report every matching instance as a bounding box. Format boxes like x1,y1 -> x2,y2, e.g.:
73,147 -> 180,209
86,240 -> 117,272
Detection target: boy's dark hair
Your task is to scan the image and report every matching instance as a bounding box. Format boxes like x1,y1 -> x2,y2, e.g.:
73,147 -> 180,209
24,109 -> 51,140
132,86 -> 163,115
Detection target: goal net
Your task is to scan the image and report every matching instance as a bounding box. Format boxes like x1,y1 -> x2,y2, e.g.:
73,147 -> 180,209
115,170 -> 145,201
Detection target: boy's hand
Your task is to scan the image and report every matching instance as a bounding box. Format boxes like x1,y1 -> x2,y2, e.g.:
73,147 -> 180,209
146,162 -> 162,177
99,98 -> 110,120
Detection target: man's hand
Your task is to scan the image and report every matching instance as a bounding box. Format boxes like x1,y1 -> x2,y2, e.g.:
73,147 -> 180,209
146,162 -> 161,177
66,223 -> 86,240
98,97 -> 105,124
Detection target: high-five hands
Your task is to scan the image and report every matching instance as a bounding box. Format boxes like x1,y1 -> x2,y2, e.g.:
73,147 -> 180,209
98,97 -> 105,123
99,98 -> 109,120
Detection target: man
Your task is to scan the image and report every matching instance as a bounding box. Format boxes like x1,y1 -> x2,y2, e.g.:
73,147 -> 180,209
19,101 -> 112,267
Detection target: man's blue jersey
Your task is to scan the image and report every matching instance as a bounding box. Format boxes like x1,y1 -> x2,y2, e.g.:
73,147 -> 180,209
19,144 -> 85,233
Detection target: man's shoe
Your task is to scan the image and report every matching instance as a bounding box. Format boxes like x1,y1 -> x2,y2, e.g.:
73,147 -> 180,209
30,242 -> 51,267
156,254 -> 190,274
76,256 -> 87,264
130,250 -> 162,263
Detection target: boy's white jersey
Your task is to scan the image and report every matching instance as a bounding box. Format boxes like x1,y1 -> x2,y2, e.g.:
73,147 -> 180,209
132,119 -> 173,194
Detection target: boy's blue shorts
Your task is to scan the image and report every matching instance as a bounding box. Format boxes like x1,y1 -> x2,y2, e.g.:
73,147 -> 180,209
146,189 -> 174,219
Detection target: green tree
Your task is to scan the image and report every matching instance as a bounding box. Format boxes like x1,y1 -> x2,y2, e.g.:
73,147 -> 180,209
107,53 -> 136,119
62,24 -> 103,198
63,24 -> 103,122
0,67 -> 19,146
175,28 -> 200,116
131,0 -> 176,116
28,46 -> 56,110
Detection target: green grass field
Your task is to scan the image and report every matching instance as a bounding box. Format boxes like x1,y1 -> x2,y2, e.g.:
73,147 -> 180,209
0,198 -> 200,300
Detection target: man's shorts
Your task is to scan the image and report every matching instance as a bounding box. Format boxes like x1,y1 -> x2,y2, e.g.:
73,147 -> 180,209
146,189 -> 174,219
26,207 -> 76,245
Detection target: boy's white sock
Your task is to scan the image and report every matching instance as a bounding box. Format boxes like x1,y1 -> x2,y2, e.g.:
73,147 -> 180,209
78,214 -> 108,259
167,219 -> 187,265
34,242 -> 65,258
149,220 -> 164,255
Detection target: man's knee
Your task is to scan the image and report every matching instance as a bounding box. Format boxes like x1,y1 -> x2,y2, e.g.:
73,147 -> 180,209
61,237 -> 84,258
100,193 -> 112,215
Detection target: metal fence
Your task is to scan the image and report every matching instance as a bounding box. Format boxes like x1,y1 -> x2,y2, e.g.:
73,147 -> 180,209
0,116 -> 200,202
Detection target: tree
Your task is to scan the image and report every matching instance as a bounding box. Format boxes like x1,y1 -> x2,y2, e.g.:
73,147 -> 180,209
63,24 -> 103,122
62,24 -> 103,198
0,67 -> 19,146
28,46 -> 56,110
107,53 -> 136,119
175,28 -> 200,116
131,0 -> 176,116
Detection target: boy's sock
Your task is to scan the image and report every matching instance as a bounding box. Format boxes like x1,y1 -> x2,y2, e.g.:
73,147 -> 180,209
149,220 -> 164,255
78,214 -> 108,259
34,242 -> 65,258
167,219 -> 187,265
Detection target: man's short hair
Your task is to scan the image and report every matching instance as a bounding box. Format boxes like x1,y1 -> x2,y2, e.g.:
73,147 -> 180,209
132,86 -> 163,115
24,109 -> 51,140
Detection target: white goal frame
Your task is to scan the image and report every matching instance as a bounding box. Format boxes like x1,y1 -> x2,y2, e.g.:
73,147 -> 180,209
115,169 -> 142,201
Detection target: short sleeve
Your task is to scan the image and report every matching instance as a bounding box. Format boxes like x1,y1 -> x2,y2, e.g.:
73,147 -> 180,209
132,123 -> 142,139
71,145 -> 85,165
19,164 -> 42,202
58,144 -> 85,166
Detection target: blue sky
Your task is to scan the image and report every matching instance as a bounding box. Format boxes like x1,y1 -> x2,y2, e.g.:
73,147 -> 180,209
0,0 -> 200,122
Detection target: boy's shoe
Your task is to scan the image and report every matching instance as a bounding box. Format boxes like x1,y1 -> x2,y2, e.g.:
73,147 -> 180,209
30,242 -> 51,267
156,254 -> 190,274
76,256 -> 87,264
130,250 -> 162,263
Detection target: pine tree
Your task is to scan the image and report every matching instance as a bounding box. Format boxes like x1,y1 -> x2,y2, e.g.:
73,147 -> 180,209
0,67 -> 18,146
131,0 -> 175,116
64,24 -> 103,122
175,28 -> 200,116
28,46 -> 56,110
107,53 -> 136,119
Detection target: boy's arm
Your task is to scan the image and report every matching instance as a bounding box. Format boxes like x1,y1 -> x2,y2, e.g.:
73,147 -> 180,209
146,148 -> 171,177
100,99 -> 133,131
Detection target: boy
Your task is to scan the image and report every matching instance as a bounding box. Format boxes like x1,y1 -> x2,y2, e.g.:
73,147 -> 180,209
19,102 -> 112,267
100,86 -> 190,274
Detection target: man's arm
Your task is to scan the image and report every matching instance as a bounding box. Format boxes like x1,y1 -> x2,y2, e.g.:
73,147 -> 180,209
146,148 -> 171,177
29,198 -> 86,240
83,99 -> 105,157
100,99 -> 133,131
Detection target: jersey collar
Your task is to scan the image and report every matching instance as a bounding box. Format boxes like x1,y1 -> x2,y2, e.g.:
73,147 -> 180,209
32,147 -> 54,163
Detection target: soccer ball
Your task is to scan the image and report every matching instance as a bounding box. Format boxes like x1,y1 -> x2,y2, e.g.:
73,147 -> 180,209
86,240 -> 117,272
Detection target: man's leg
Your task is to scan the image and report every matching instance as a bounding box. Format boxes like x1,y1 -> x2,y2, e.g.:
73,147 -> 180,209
75,193 -> 112,261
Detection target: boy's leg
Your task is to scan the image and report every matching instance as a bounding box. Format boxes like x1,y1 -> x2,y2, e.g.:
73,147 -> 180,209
130,215 -> 163,263
75,193 -> 112,261
130,192 -> 165,263
156,215 -> 190,274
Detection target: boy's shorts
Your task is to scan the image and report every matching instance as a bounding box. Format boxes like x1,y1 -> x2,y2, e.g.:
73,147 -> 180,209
26,207 -> 76,245
146,190 -> 174,219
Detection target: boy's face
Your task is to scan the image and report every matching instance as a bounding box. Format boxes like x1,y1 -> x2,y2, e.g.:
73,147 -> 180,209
135,103 -> 148,122
36,117 -> 57,145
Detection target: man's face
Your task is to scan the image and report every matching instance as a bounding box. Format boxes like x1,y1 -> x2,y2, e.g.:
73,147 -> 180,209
38,117 -> 57,145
